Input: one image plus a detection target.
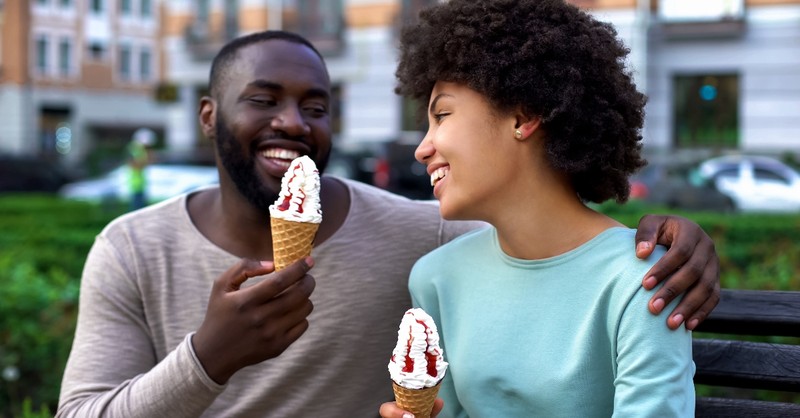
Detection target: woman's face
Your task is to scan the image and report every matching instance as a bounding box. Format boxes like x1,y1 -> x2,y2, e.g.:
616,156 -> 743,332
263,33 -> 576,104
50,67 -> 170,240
415,81 -> 521,221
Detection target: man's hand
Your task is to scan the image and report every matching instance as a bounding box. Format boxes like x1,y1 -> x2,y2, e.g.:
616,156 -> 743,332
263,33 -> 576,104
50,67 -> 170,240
635,215 -> 720,331
192,257 -> 316,384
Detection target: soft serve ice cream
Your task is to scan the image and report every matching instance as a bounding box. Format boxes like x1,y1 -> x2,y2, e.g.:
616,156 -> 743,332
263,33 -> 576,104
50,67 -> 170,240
388,308 -> 448,418
389,308 -> 448,389
269,155 -> 322,223
269,156 -> 322,271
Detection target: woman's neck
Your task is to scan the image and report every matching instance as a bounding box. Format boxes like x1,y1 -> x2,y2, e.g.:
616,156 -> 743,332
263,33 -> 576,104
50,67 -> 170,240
487,173 -> 622,260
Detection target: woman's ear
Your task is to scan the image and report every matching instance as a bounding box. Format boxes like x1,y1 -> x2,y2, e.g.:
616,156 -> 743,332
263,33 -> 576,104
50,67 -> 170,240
514,114 -> 542,140
198,96 -> 217,138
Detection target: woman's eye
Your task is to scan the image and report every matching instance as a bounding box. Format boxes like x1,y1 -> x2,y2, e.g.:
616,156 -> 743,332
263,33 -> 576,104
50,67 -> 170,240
434,113 -> 449,122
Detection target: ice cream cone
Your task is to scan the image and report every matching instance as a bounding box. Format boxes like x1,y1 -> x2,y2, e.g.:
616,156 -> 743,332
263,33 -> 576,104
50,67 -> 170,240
392,381 -> 441,418
270,216 -> 319,271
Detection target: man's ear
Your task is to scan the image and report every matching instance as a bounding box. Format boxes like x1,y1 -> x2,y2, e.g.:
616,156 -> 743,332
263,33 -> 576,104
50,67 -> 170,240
198,96 -> 217,138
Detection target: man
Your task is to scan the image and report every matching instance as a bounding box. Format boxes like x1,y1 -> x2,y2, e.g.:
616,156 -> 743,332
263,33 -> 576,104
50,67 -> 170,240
58,31 -> 720,417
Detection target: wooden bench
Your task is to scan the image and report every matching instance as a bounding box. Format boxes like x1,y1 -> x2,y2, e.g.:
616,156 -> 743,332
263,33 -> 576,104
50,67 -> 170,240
693,288 -> 800,417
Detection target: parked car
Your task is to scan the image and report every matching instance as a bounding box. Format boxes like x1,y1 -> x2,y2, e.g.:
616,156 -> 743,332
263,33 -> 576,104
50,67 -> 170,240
59,163 -> 219,203
697,155 -> 800,213
0,155 -> 75,193
629,161 -> 735,212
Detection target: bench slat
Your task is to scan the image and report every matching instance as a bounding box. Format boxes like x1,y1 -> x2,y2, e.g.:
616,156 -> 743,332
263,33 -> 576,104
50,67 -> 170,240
697,397 -> 800,417
696,289 -> 800,337
693,339 -> 800,392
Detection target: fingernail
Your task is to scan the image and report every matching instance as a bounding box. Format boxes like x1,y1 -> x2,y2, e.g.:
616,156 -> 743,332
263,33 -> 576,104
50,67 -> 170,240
672,314 -> 684,326
403,414 -> 414,418
305,257 -> 315,268
637,242 -> 651,253
643,276 -> 657,289
260,261 -> 271,267
652,298 -> 665,312
687,319 -> 699,330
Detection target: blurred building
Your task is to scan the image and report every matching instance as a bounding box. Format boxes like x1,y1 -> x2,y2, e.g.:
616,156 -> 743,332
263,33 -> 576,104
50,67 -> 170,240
2,0 -> 798,171
642,0 -> 800,159
159,0 -> 800,159
0,0 -> 165,172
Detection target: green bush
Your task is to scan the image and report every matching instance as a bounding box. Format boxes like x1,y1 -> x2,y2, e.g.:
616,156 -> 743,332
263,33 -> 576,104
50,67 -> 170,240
0,195 -> 124,417
1,195 -> 799,414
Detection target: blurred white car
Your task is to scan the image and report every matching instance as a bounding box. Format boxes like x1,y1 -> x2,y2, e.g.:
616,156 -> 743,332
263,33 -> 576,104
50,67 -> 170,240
59,164 -> 219,203
697,155 -> 800,213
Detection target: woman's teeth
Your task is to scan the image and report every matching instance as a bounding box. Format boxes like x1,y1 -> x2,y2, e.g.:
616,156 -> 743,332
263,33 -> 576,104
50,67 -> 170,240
431,167 -> 449,186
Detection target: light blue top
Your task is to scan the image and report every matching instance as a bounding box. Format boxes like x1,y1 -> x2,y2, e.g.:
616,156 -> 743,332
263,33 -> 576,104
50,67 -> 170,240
409,227 -> 695,418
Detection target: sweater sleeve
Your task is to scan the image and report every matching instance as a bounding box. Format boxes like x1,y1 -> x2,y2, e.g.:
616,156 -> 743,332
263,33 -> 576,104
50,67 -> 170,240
612,283 -> 696,417
57,235 -> 225,418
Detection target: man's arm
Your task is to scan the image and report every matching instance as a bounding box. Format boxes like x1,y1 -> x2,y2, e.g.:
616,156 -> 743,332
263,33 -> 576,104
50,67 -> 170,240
634,214 -> 720,330
58,238 -> 315,417
57,236 -> 223,418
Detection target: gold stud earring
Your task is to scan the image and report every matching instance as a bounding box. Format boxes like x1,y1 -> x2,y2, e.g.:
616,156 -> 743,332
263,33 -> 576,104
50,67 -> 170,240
514,129 -> 523,140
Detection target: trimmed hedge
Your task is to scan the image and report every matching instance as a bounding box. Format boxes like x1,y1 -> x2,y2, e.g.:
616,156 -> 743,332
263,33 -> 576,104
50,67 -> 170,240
0,195 -> 125,418
1,195 -> 798,415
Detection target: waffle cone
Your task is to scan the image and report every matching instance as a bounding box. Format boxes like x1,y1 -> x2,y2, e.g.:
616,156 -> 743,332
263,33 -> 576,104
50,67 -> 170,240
270,217 -> 319,271
392,381 -> 441,418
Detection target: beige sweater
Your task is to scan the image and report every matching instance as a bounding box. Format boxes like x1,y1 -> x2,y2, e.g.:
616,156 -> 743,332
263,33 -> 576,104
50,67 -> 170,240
57,178 -> 483,418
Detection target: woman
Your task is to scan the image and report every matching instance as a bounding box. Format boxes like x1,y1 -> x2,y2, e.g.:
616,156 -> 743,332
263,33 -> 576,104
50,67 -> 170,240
381,0 -> 695,417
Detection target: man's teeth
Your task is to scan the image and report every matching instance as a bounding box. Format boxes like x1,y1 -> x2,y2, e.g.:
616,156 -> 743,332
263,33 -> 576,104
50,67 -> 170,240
430,167 -> 449,186
263,149 -> 301,160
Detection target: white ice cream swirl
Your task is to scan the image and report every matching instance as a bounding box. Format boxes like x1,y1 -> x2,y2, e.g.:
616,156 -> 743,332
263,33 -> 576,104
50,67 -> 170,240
269,155 -> 322,223
388,308 -> 448,389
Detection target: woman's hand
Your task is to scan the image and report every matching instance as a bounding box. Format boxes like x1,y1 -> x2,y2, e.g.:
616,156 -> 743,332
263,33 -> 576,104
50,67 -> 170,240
379,399 -> 444,418
635,214 -> 720,330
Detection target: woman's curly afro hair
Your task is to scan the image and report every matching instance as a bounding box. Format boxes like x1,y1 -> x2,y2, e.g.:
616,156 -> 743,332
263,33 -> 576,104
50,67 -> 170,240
395,0 -> 647,203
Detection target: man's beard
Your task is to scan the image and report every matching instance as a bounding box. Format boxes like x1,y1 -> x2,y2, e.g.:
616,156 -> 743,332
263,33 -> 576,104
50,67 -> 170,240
213,115 -> 331,213
215,117 -> 277,212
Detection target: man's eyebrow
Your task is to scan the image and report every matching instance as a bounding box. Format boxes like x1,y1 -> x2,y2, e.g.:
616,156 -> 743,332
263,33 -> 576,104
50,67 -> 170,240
246,79 -> 283,91
429,93 -> 453,114
245,80 -> 329,101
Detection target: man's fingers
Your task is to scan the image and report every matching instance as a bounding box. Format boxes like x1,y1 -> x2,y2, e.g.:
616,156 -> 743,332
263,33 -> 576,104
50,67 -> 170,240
634,214 -> 667,259
641,239 -> 695,290
218,259 -> 275,293
665,257 -> 720,330
683,280 -> 720,330
247,257 -> 315,301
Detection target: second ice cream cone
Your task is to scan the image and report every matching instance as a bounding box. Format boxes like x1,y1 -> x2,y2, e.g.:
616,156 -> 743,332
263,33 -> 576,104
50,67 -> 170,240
270,216 -> 319,271
392,381 -> 441,418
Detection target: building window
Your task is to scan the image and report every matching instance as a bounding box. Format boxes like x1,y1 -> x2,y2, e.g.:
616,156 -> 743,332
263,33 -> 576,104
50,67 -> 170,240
119,45 -> 132,80
120,0 -> 131,15
90,0 -> 103,13
59,0 -> 72,7
88,42 -> 106,60
58,38 -> 71,76
36,0 -> 49,5
141,0 -> 152,18
140,48 -> 152,81
673,74 -> 739,149
287,0 -> 344,55
36,36 -> 49,74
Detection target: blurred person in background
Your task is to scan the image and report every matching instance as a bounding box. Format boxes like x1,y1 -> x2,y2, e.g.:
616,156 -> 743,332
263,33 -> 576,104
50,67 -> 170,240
127,128 -> 156,210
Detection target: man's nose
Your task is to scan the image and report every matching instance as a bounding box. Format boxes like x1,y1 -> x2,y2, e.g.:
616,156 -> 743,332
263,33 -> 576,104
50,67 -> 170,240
271,104 -> 310,136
